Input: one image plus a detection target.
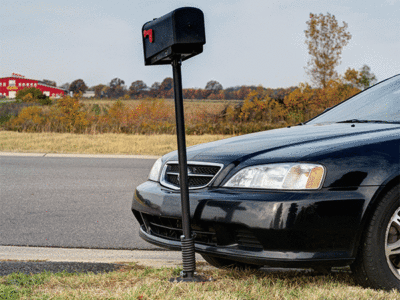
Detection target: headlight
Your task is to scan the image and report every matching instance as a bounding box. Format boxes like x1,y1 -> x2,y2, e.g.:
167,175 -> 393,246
224,163 -> 325,190
148,158 -> 163,181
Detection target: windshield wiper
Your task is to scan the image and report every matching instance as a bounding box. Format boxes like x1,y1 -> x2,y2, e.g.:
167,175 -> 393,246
337,119 -> 400,124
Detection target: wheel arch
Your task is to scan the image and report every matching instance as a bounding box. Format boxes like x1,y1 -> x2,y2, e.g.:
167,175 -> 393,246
352,174 -> 400,258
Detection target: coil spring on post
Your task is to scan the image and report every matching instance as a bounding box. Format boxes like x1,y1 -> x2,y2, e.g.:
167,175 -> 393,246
180,235 -> 196,275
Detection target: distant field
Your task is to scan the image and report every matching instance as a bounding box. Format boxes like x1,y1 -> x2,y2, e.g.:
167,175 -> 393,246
81,98 -> 242,115
81,98 -> 243,104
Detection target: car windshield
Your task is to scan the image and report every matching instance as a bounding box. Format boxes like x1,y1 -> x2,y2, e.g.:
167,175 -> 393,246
307,74 -> 400,125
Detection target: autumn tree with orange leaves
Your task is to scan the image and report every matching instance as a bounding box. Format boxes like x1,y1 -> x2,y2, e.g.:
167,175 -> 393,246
305,13 -> 352,88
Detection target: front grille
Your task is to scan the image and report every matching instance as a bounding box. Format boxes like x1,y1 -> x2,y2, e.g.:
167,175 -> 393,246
142,214 -> 218,245
236,229 -> 264,250
160,161 -> 223,189
139,212 -> 263,250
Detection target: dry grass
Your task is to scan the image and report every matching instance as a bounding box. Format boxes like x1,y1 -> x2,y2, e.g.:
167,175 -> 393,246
0,131 -> 232,156
1,264 -> 399,299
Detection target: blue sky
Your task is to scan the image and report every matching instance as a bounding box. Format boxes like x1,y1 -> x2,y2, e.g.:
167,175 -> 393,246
1,0 -> 399,89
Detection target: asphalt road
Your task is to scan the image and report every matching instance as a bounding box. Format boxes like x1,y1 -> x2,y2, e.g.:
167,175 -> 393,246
0,155 -> 160,250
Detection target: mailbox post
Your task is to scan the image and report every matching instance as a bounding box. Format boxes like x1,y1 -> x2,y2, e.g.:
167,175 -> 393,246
142,7 -> 206,282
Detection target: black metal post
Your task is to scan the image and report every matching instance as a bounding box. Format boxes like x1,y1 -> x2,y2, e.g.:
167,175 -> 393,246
169,56 -> 205,282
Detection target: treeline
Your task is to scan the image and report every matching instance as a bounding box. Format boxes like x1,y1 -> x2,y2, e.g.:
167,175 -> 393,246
62,77 -> 297,101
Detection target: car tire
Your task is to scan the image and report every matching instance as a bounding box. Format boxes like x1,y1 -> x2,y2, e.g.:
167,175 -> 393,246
200,254 -> 260,270
351,185 -> 400,290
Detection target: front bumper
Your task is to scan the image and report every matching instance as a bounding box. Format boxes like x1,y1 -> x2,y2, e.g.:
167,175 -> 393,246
132,181 -> 377,267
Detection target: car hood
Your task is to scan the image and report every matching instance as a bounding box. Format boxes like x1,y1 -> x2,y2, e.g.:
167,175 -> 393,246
164,123 -> 400,166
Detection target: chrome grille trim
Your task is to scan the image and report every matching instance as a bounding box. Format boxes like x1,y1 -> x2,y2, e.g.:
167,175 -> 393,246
160,161 -> 224,190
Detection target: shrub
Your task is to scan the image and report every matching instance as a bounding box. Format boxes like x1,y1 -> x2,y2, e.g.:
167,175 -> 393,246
8,106 -> 46,132
0,102 -> 40,125
91,104 -> 101,115
51,95 -> 89,132
16,87 -> 52,105
283,83 -> 315,123
37,94 -> 52,106
219,88 -> 286,125
17,88 -> 43,100
283,80 -> 361,123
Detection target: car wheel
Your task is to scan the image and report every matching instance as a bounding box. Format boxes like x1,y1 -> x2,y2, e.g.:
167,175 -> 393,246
200,254 -> 260,270
351,185 -> 400,290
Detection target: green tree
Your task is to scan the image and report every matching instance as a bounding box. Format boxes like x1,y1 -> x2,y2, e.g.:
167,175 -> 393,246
359,65 -> 377,89
16,87 -> 51,105
69,79 -> 88,95
16,87 -> 43,100
305,13 -> 352,88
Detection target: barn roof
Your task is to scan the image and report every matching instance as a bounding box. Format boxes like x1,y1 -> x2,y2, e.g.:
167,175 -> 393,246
0,76 -> 68,92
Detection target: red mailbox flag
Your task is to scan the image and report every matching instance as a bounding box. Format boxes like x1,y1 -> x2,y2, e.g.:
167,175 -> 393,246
143,29 -> 154,43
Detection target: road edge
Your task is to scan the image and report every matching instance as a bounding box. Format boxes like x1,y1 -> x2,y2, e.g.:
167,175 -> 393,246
0,152 -> 160,159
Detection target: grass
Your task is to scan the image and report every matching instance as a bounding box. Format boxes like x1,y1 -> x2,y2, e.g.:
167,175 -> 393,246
0,131 -> 233,156
1,264 -> 399,299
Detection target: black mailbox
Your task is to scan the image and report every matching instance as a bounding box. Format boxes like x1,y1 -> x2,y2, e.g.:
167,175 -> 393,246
142,7 -> 205,65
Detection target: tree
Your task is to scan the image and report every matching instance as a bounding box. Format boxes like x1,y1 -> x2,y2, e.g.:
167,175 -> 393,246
16,87 -> 43,100
69,79 -> 88,95
102,86 -> 110,98
305,13 -> 352,88
159,77 -> 174,98
344,64 -> 377,90
110,78 -> 125,90
343,68 -> 359,87
60,82 -> 70,91
42,79 -> 57,87
359,65 -> 377,89
108,78 -> 126,98
93,84 -> 107,98
16,87 -> 51,105
129,80 -> 147,98
237,86 -> 250,100
130,80 -> 147,91
149,82 -> 161,98
205,80 -> 223,91
284,83 -> 316,123
160,77 -> 173,91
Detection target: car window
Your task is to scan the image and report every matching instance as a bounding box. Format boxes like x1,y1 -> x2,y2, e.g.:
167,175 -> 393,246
307,75 -> 400,124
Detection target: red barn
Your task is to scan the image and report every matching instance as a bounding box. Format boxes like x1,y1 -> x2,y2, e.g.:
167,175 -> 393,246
0,73 -> 67,99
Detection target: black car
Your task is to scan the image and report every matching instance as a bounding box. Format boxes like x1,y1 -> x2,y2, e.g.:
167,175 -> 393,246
132,74 -> 400,290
